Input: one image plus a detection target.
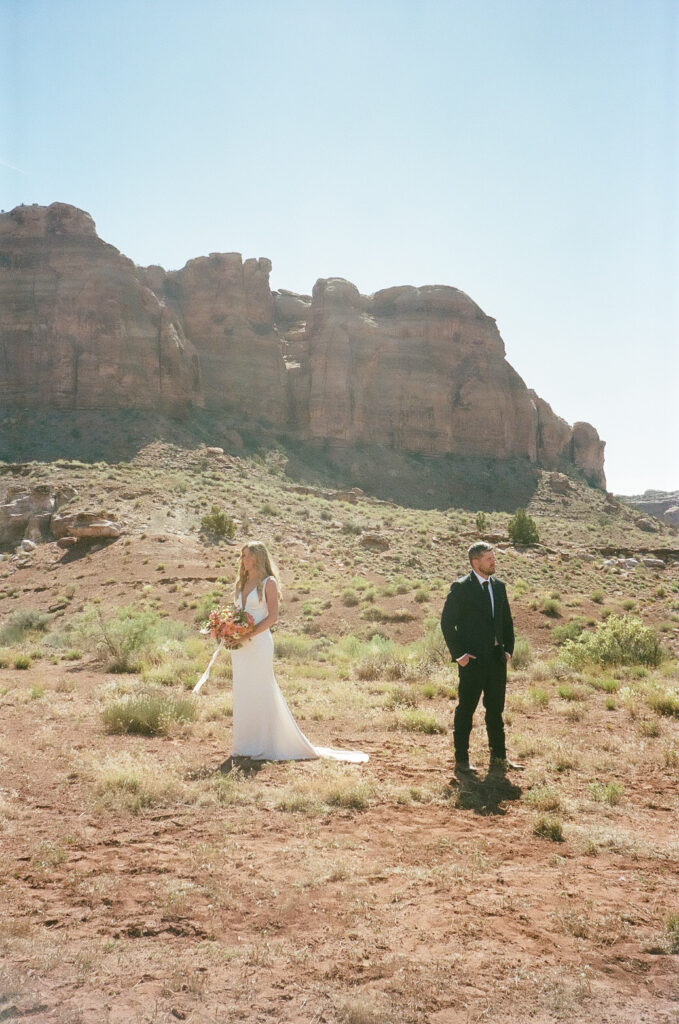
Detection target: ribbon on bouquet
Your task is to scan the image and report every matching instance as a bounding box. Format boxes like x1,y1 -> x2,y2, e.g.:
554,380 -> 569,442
193,639 -> 224,693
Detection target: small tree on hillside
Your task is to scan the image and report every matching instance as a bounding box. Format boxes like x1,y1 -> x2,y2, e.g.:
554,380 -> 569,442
508,508 -> 539,546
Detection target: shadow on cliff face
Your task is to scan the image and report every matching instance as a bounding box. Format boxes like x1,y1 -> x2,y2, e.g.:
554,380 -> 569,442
278,441 -> 542,512
1,409 -> 543,511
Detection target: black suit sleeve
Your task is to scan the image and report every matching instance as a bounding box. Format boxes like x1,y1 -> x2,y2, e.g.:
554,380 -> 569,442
501,584 -> 515,656
441,582 -> 465,662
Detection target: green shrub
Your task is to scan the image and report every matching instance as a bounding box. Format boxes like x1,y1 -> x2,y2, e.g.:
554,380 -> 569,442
475,511 -> 488,534
557,683 -> 585,701
341,589 -> 360,607
341,521 -> 363,535
358,652 -> 415,682
587,675 -> 619,693
511,636 -> 533,668
524,786 -> 561,811
646,687 -> 679,717
102,690 -> 197,736
383,684 -> 419,708
667,914 -> 679,953
200,506 -> 236,540
68,604 -> 187,673
412,619 -> 449,673
13,654 -> 31,670
274,632 -> 323,661
508,508 -> 539,546
532,815 -> 563,841
591,589 -> 604,604
560,615 -> 663,669
395,709 -> 446,734
552,618 -> 587,645
0,609 -> 50,645
589,780 -> 623,805
540,597 -> 562,618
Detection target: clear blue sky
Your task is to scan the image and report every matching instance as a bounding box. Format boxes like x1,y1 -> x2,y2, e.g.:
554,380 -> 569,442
2,0 -> 677,493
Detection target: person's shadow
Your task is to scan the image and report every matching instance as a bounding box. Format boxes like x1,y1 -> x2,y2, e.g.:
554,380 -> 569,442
218,756 -> 268,778
445,766 -> 522,816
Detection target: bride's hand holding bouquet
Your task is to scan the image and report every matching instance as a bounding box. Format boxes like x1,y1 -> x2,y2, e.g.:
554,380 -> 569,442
202,605 -> 255,649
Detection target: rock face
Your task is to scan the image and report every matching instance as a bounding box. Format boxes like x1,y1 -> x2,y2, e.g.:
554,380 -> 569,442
0,203 -> 606,487
0,482 -> 77,547
140,254 -> 288,424
280,280 -> 606,485
619,491 -> 679,527
0,204 -> 200,415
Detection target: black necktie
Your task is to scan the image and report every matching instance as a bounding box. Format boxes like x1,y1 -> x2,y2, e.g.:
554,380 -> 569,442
482,580 -> 493,618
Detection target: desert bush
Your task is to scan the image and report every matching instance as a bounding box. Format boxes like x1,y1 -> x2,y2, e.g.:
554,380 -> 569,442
357,650 -> 415,682
587,675 -> 619,693
383,684 -> 419,708
557,683 -> 586,701
394,709 -> 446,734
341,588 -> 360,607
0,609 -> 50,645
68,604 -> 187,673
552,618 -> 587,646
511,636 -> 533,668
589,781 -> 623,805
85,750 -> 186,813
560,615 -> 663,669
667,914 -> 679,953
101,689 -> 197,735
200,506 -> 236,540
532,815 -> 564,841
13,654 -> 31,670
411,618 -> 449,672
274,771 -> 372,814
540,597 -> 562,618
524,786 -> 561,811
646,687 -> 679,717
274,632 -> 323,661
341,520 -> 363,535
508,508 -> 539,546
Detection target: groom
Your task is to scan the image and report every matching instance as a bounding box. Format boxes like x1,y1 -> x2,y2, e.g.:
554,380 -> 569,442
441,542 -> 520,773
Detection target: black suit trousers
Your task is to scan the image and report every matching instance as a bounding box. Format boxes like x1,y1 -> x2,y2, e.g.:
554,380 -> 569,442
454,646 -> 507,760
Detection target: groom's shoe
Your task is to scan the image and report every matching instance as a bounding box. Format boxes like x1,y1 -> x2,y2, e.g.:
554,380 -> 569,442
454,759 -> 479,774
489,756 -> 524,771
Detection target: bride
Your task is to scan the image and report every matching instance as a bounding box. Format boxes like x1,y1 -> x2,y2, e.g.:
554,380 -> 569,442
227,542 -> 368,763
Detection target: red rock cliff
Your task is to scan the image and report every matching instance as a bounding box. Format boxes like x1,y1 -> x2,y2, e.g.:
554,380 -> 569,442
0,203 -> 606,487
0,203 -> 200,415
140,253 -> 288,425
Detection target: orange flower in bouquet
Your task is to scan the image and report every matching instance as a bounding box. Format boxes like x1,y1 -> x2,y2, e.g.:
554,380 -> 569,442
202,605 -> 254,647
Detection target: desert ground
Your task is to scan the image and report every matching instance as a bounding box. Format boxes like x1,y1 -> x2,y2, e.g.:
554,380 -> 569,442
1,443 -> 678,1024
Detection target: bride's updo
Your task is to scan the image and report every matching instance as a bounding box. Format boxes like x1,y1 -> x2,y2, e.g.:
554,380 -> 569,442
236,541 -> 281,600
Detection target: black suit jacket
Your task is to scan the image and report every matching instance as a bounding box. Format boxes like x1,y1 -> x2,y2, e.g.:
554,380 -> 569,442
440,572 -> 514,663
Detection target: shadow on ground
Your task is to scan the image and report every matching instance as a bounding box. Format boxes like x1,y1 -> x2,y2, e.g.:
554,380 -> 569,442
445,768 -> 523,816
218,756 -> 269,778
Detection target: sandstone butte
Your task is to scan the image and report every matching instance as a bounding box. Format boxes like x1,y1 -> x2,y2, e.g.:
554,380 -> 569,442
0,202 -> 605,487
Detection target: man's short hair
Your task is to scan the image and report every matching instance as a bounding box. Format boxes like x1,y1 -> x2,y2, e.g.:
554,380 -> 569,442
468,541 -> 493,564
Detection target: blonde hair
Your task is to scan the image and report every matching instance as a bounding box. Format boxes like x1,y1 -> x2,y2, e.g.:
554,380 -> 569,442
236,541 -> 281,600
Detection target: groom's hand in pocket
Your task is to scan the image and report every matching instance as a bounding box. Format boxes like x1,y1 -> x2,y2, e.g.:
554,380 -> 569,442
456,653 -> 476,667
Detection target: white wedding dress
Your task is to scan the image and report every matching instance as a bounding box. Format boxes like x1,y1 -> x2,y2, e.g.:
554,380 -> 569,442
231,578 -> 368,763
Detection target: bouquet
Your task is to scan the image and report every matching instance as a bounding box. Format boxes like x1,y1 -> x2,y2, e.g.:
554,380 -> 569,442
194,605 -> 254,693
203,605 -> 254,646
